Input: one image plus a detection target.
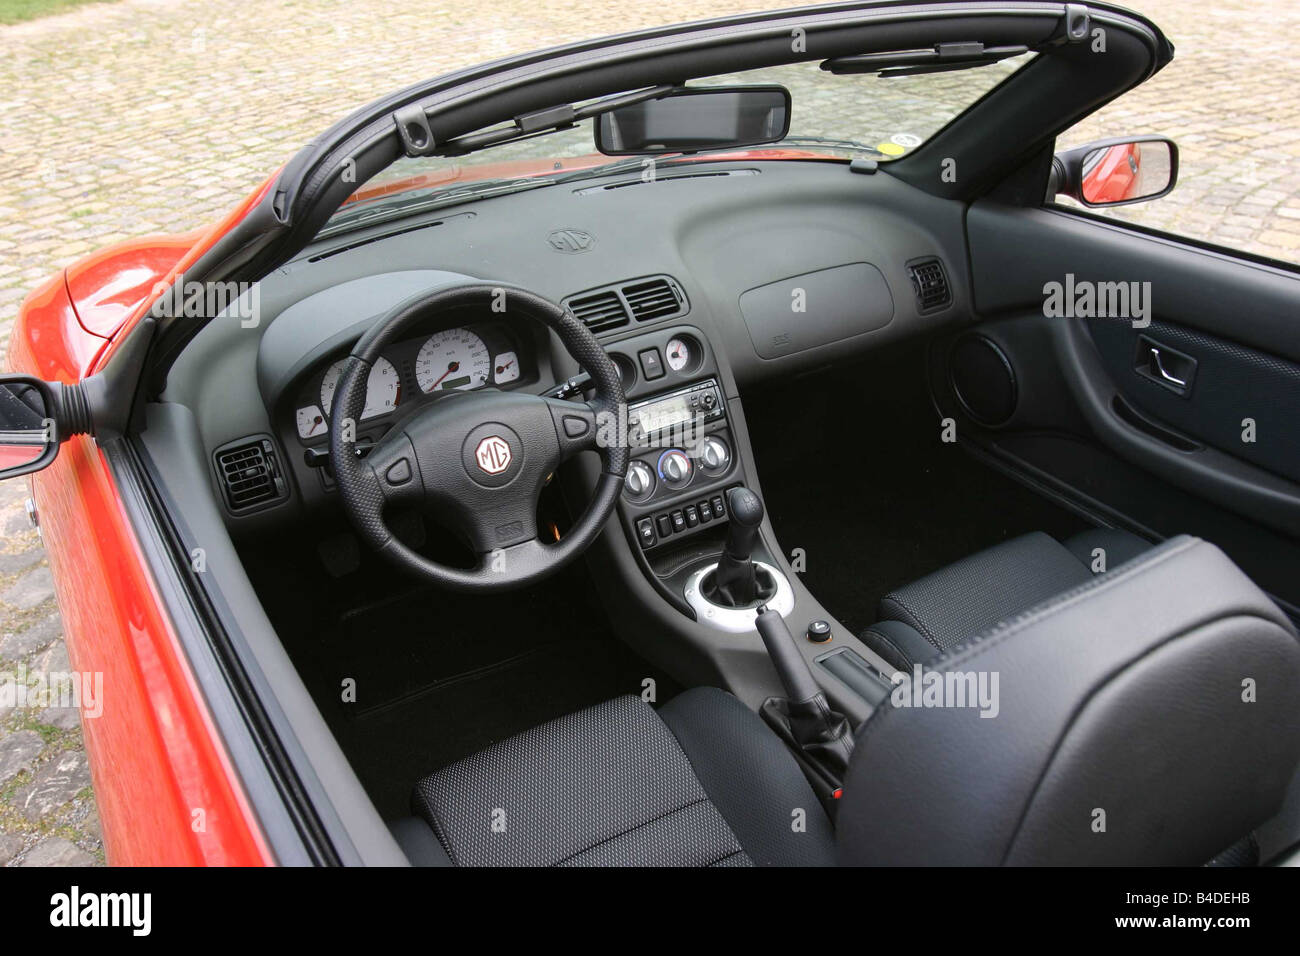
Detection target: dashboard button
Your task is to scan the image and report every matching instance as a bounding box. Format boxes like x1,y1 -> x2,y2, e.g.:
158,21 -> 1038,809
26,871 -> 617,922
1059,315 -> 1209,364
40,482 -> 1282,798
699,500 -> 714,522
656,514 -> 673,538
684,505 -> 699,527
385,459 -> 412,485
562,415 -> 589,439
638,348 -> 665,381
711,495 -> 726,518
636,518 -> 656,548
671,510 -> 686,533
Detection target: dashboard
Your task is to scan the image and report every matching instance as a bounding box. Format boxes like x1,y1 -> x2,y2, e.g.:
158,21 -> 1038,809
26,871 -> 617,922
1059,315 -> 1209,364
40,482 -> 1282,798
161,159 -> 972,530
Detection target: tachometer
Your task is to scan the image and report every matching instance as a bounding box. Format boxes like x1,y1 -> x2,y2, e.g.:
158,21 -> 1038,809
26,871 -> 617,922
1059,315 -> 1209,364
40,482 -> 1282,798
320,356 -> 401,420
415,328 -> 491,393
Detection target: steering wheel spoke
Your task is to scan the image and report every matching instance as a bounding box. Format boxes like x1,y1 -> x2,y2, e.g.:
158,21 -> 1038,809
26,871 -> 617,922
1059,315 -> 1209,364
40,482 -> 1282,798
545,396 -> 604,459
364,431 -> 425,509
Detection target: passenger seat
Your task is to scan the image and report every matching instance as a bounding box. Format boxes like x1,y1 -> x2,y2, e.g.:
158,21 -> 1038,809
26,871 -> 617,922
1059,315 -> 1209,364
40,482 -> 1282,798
861,529 -> 1151,670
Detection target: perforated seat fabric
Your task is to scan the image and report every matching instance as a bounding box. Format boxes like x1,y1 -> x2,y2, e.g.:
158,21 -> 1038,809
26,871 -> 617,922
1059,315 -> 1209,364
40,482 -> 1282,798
862,529 -> 1151,669
410,688 -> 834,867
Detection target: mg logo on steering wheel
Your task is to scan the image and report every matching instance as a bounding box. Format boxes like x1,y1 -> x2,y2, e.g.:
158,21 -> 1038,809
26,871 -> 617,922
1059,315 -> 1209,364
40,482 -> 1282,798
474,435 -> 512,475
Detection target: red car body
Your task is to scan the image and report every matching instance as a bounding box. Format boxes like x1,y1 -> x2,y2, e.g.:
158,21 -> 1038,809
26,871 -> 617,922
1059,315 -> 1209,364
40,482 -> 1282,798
6,178 -> 279,866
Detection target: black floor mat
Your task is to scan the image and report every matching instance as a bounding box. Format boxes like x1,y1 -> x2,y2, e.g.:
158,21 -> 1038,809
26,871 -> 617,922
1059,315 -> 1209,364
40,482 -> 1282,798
744,342 -> 1090,634
240,526 -> 676,820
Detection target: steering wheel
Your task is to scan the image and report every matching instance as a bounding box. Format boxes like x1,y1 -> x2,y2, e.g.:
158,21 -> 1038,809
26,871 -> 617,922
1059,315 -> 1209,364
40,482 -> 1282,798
329,283 -> 627,591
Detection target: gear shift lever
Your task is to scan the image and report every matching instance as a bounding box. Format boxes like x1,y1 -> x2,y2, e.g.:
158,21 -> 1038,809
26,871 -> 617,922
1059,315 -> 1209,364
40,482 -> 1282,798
706,486 -> 771,607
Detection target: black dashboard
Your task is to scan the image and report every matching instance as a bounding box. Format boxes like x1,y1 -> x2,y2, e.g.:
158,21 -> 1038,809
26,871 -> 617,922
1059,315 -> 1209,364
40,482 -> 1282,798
161,159 -> 972,530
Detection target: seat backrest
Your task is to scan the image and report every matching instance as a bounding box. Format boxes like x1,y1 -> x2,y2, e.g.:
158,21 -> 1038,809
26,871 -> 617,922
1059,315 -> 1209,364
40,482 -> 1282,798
836,536 -> 1300,866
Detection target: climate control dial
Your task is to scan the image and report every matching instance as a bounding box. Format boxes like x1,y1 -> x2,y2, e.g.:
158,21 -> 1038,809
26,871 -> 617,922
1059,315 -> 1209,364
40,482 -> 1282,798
623,460 -> 655,502
698,436 -> 731,475
658,449 -> 693,489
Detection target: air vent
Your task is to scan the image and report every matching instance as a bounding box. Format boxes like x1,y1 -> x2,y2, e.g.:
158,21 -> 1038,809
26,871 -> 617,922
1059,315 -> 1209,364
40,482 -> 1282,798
908,258 -> 952,314
566,289 -> 630,333
564,275 -> 689,335
215,437 -> 287,513
624,277 -> 686,322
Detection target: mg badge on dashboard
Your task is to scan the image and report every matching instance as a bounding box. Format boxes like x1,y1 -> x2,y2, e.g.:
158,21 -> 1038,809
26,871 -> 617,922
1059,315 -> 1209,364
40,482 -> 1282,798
475,435 -> 512,475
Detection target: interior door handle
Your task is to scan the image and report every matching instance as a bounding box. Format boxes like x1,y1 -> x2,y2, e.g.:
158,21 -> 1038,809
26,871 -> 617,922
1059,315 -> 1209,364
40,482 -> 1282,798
1135,336 -> 1196,395
1148,347 -> 1187,387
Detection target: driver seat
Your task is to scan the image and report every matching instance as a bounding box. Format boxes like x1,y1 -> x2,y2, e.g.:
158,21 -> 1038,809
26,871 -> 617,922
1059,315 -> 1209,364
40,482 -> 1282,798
392,537 -> 1300,866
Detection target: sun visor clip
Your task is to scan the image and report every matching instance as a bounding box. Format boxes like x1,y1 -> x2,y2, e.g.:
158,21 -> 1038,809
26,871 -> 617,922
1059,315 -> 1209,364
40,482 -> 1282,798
394,104 -> 439,157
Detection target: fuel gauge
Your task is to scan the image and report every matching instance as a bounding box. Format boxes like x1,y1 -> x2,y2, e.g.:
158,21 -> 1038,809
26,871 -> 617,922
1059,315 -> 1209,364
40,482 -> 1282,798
296,405 -> 327,440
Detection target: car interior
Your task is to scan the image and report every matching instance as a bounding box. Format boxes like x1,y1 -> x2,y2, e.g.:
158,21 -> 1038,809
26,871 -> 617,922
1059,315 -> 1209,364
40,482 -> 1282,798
104,2 -> 1300,865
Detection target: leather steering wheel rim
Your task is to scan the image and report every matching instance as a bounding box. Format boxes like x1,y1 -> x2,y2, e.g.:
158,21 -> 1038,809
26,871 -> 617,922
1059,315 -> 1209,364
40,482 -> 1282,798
329,283 -> 627,591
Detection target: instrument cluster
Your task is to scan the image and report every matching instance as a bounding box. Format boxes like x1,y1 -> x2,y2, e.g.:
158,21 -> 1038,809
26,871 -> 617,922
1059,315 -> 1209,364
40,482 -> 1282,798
292,321 -> 531,442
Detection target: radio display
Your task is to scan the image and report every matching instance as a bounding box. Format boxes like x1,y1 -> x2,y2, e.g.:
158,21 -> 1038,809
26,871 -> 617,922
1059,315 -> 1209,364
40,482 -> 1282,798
633,394 -> 694,436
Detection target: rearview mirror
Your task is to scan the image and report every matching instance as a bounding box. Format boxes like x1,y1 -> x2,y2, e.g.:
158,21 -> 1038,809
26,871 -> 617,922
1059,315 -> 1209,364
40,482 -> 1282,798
0,374 -> 58,480
1049,136 -> 1178,208
594,85 -> 791,155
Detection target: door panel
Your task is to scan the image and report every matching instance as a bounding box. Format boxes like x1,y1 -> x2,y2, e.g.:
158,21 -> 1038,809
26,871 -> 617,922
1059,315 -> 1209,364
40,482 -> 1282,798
943,200 -> 1300,617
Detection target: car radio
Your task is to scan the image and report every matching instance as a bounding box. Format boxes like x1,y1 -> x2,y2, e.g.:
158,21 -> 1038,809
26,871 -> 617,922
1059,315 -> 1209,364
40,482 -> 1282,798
626,379 -> 725,448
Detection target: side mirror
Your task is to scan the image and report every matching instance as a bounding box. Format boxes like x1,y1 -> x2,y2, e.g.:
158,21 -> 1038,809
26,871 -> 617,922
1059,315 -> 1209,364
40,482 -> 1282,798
0,374 -> 60,480
1049,136 -> 1178,207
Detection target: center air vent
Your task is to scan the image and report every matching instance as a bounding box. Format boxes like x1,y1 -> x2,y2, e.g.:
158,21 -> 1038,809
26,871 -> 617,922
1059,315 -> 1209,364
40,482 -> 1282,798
215,436 -> 287,513
566,289 -> 629,333
624,277 -> 686,322
908,257 -> 952,314
564,275 -> 689,334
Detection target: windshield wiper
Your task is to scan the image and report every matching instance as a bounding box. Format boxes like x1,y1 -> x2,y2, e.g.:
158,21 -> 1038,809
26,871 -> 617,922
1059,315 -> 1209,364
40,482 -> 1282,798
822,42 -> 1029,77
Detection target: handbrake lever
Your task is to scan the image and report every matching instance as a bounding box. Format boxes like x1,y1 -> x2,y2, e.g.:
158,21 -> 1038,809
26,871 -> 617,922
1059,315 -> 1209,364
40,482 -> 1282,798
755,605 -> 855,787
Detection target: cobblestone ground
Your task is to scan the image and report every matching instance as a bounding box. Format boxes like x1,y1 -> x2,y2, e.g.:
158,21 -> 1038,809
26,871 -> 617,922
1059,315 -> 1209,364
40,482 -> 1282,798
0,0 -> 1296,865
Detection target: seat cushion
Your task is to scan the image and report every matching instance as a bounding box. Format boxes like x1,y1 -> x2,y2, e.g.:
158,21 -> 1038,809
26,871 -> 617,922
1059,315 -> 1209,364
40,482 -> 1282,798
862,529 -> 1152,669
409,688 -> 833,867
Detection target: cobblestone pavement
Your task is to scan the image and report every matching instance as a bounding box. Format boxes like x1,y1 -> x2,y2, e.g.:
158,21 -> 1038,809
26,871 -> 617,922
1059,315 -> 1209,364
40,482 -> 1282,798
0,0 -> 1296,866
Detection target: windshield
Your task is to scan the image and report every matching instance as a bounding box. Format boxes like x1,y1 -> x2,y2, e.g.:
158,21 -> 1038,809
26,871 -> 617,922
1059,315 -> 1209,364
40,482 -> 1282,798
323,54 -> 1035,234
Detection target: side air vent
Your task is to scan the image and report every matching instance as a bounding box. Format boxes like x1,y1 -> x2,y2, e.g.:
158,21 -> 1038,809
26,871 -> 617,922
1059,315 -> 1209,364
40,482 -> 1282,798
624,277 -> 687,322
215,436 -> 287,513
564,275 -> 689,334
566,289 -> 630,333
908,257 -> 952,314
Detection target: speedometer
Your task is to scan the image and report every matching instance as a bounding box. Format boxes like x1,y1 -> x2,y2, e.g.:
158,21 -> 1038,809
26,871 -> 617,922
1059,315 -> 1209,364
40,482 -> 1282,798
415,328 -> 491,393
320,356 -> 401,420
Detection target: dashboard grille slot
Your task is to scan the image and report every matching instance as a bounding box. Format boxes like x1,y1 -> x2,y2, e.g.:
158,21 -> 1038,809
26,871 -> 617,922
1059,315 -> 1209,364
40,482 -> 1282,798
574,168 -> 759,195
908,258 -> 951,313
215,438 -> 286,512
564,275 -> 689,334
566,289 -> 629,333
624,278 -> 685,322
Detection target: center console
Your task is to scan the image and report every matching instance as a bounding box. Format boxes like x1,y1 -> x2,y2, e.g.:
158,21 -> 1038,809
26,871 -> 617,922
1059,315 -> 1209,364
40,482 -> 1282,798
558,319 -> 894,797
595,324 -> 797,630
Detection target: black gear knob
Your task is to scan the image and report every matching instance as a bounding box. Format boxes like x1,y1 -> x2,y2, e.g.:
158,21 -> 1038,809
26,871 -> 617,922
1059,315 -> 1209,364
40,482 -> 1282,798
724,486 -> 763,562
